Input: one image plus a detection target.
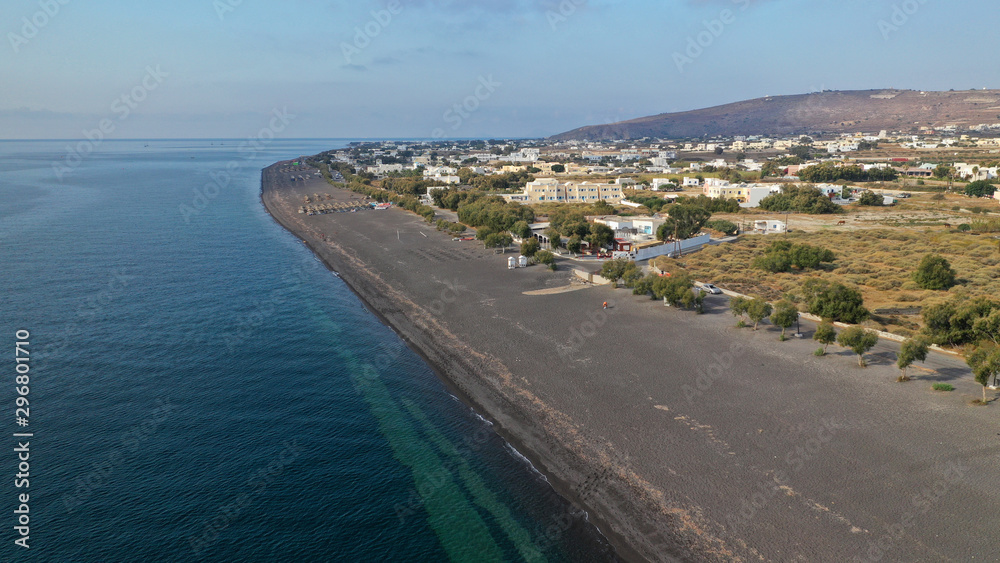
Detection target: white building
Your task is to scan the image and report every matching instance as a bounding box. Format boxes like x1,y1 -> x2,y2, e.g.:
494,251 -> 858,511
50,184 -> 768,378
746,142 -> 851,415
502,178 -> 624,204
754,220 -> 787,234
652,178 -> 678,191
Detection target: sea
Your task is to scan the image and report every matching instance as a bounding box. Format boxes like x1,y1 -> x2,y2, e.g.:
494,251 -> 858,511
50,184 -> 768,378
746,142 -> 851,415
0,140 -> 620,562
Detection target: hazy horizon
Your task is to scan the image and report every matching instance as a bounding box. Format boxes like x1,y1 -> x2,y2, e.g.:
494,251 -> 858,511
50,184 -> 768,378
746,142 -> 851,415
4,0 -> 999,140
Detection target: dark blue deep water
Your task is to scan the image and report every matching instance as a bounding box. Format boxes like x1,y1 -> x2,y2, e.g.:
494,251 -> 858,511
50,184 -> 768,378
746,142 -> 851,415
0,140 -> 618,562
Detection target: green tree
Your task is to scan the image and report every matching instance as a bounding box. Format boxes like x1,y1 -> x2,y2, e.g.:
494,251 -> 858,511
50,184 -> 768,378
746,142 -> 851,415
964,180 -> 996,198
551,164 -> 566,173
933,164 -> 954,179
511,221 -> 532,239
790,145 -> 812,160
912,254 -> 957,290
588,223 -> 615,250
484,232 -> 513,252
813,322 -> 837,354
651,271 -> 697,308
837,326 -> 879,367
622,262 -> 644,288
600,258 -> 631,288
520,237 -> 540,257
656,205 -> 712,241
753,252 -> 793,273
746,298 -> 773,331
896,338 -> 930,381
857,191 -> 884,206
760,161 -> 779,178
567,235 -> 583,255
758,184 -> 842,214
973,310 -> 1000,344
967,345 -> 1000,404
771,301 -> 799,339
730,296 -> 749,327
705,219 -> 739,236
534,250 -> 556,270
802,279 -> 869,323
545,227 -> 563,249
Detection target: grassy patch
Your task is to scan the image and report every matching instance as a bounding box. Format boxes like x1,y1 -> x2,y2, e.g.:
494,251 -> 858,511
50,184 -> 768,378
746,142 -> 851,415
932,383 -> 954,392
682,229 -> 1000,333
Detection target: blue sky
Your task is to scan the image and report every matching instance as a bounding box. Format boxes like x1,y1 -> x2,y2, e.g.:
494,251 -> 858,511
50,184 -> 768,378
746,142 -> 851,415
2,0 -> 998,139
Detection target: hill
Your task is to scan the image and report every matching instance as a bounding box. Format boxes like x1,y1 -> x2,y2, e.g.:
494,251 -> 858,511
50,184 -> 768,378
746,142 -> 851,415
551,89 -> 1000,140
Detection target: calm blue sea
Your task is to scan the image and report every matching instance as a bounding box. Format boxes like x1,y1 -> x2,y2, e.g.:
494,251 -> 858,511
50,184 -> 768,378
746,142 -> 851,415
0,140 -> 619,562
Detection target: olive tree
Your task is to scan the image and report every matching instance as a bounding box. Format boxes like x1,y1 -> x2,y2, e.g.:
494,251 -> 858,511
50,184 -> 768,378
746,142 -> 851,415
771,300 -> 799,340
746,298 -> 773,331
600,258 -> 631,288
730,296 -> 749,327
813,322 -> 837,355
837,326 -> 879,367
966,345 -> 1000,404
896,338 -> 930,382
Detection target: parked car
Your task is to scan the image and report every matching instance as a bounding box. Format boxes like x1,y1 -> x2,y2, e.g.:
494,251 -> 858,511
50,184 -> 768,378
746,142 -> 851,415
700,283 -> 722,295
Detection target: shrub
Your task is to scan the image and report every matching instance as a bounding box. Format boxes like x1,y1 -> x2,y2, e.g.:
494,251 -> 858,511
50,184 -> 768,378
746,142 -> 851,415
705,219 -> 739,236
802,279 -> 870,323
534,250 -> 556,269
857,191 -> 884,206
753,241 -> 835,273
965,180 -> 996,198
912,254 -> 957,290
759,184 -> 842,214
932,383 -> 954,392
814,347 -> 826,357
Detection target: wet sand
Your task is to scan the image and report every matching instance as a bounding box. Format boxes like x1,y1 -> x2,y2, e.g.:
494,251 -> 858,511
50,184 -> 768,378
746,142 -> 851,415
262,161 -> 1000,562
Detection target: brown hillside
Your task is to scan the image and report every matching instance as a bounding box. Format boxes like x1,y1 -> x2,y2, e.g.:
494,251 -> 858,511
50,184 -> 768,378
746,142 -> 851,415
551,89 -> 1000,140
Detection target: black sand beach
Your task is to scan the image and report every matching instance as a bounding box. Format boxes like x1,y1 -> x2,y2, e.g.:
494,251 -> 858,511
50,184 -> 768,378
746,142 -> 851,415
262,162 -> 1000,562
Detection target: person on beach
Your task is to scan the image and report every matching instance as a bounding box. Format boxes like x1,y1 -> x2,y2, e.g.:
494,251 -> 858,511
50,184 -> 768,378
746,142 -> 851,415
603,301 -> 608,310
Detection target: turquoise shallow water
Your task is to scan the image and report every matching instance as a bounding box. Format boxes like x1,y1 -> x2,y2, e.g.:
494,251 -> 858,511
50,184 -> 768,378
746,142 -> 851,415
0,140 -> 619,562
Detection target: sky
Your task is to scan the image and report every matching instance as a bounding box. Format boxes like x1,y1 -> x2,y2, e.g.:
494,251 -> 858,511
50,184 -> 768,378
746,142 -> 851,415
2,0 -> 999,140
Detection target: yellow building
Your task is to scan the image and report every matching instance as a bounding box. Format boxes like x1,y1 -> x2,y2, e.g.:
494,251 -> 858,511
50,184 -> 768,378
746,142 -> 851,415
503,178 -> 624,204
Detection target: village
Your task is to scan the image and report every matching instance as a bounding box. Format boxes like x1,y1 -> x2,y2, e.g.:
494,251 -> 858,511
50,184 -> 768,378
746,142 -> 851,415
310,129 -> 1000,267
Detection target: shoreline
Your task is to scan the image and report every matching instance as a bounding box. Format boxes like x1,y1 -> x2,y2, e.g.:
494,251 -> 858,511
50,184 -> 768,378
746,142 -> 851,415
259,160 -> 1000,562
259,164 -> 687,562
